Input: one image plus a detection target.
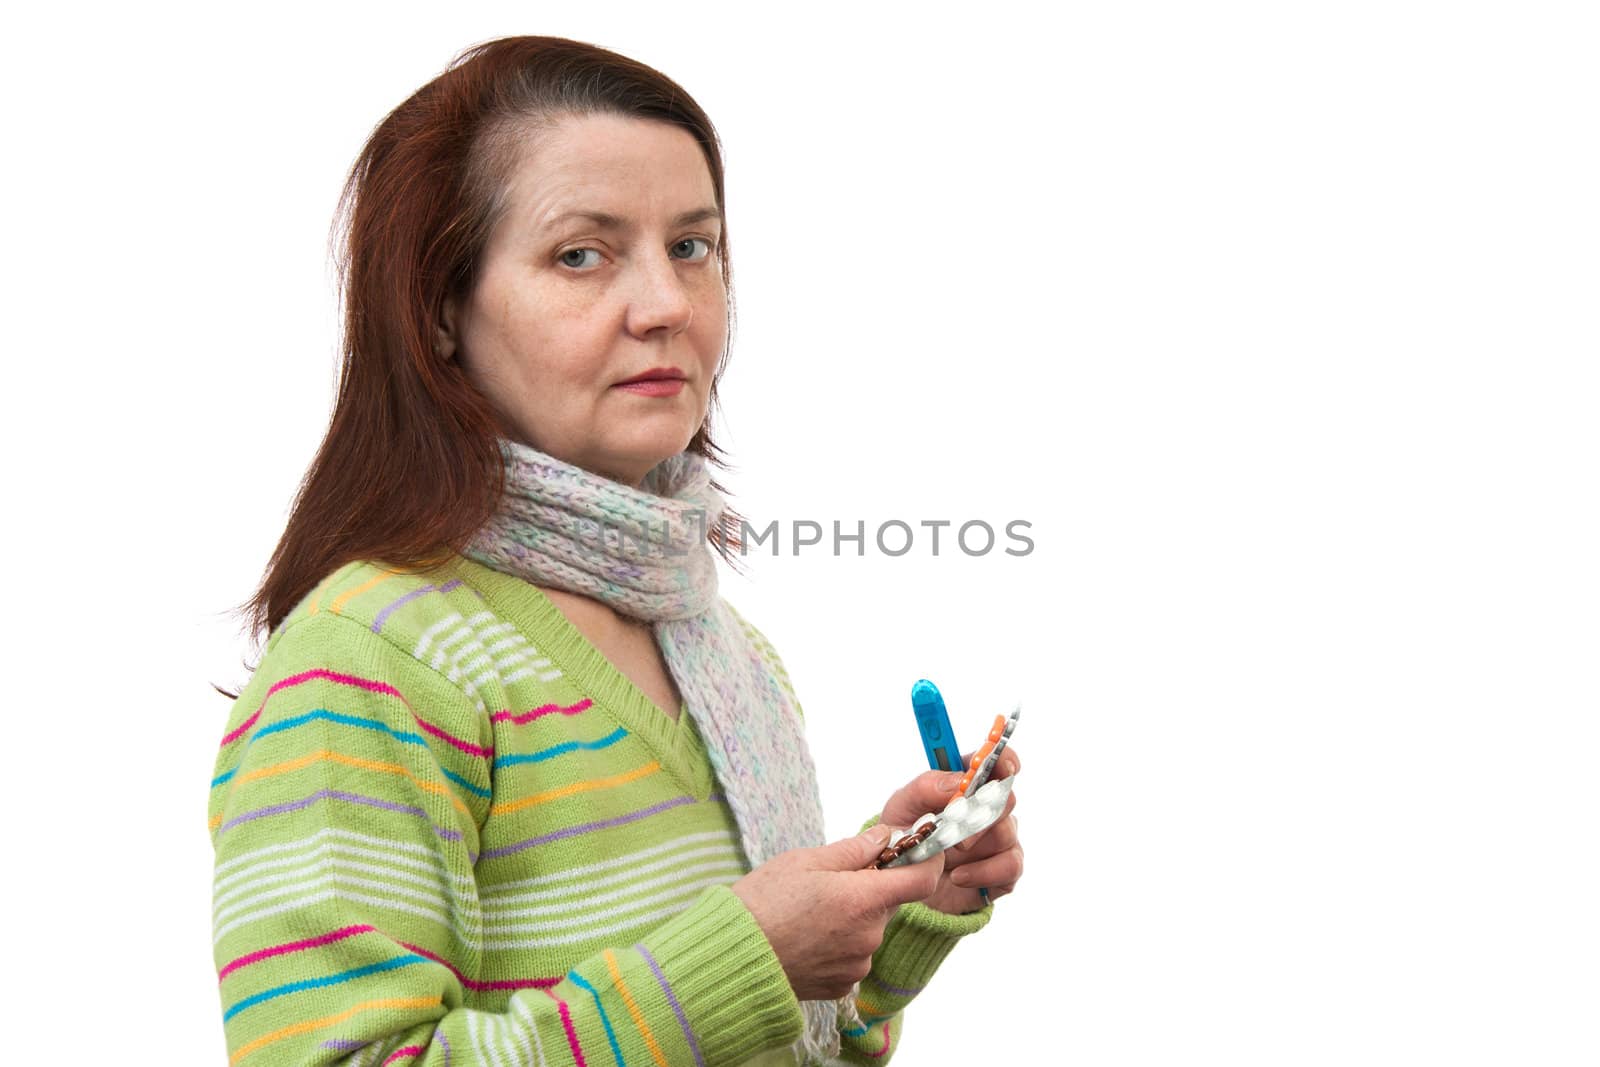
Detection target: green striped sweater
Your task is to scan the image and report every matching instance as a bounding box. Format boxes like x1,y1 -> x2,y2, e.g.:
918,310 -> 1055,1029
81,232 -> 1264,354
207,554 -> 989,1066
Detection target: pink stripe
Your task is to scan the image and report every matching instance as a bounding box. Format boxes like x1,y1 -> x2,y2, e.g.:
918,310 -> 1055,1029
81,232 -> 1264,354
543,987 -> 588,1067
382,1047 -> 423,1065
491,698 -> 593,725
218,924 -> 376,981
414,717 -> 494,758
219,668 -> 396,748
866,1018 -> 893,1059
221,667 -> 491,758
399,942 -> 560,992
219,709 -> 260,748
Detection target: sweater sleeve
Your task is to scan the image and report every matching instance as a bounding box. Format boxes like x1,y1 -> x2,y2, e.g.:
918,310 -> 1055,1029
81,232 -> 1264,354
208,612 -> 802,1067
724,602 -> 993,1064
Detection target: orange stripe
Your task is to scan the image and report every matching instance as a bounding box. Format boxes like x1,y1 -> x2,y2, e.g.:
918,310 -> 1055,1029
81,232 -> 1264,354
603,950 -> 669,1067
229,995 -> 440,1064
491,762 -> 662,817
230,750 -> 471,816
331,569 -> 398,615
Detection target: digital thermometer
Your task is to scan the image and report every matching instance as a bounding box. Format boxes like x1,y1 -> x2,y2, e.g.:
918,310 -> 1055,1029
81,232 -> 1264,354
911,679 -> 963,773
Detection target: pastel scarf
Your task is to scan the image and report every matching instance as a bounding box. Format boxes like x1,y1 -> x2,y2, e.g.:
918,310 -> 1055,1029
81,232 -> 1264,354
461,438 -> 849,1063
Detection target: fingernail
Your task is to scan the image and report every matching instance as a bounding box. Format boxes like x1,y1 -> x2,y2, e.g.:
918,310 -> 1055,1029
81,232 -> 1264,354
940,774 -> 962,791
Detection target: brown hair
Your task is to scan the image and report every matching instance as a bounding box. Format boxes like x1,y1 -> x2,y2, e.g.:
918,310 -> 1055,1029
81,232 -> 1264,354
222,35 -> 745,685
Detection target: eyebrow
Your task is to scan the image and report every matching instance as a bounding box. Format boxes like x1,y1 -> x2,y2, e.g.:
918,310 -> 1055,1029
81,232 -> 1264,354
542,206 -> 722,232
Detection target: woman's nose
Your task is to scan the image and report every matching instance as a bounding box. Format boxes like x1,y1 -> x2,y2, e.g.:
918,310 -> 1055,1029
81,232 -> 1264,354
624,252 -> 694,337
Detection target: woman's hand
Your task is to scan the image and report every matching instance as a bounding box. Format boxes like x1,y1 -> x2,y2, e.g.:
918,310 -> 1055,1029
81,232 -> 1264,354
876,747 -> 1024,915
730,827 -> 946,1000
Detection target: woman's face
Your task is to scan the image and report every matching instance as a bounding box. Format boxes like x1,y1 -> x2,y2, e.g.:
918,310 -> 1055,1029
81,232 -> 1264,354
440,112 -> 728,488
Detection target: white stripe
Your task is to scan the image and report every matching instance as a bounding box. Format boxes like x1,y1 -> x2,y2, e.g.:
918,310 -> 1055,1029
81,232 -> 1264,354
214,837 -> 471,908
482,851 -> 743,913
213,858 -> 470,931
480,887 -> 737,950
491,647 -> 535,669
441,662 -> 487,712
481,873 -> 736,935
479,831 -> 736,895
502,663 -> 561,684
414,613 -> 464,660
483,858 -> 743,921
430,633 -> 468,669
212,874 -> 739,954
214,853 -> 477,927
496,651 -> 546,672
438,635 -> 487,672
477,622 -> 519,644
429,625 -> 476,669
511,995 -> 548,1067
214,826 -> 475,886
493,1013 -> 522,1067
459,652 -> 493,675
467,1013 -> 498,1067
213,882 -> 455,946
437,613 -> 515,673
354,1037 -> 390,1067
484,634 -> 528,655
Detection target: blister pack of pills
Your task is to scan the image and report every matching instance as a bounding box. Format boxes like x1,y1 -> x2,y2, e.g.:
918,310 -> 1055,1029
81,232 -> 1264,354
875,706 -> 1021,869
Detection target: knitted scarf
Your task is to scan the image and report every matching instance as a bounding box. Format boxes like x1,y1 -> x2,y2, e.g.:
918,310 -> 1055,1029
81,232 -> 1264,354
461,437 -> 851,1064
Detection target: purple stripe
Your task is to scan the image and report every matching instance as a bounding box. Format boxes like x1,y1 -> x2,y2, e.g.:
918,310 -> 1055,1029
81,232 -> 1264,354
479,796 -> 695,860
437,1030 -> 451,1067
322,1038 -> 368,1051
217,789 -> 451,838
639,945 -> 703,1067
371,578 -> 465,633
867,973 -> 924,998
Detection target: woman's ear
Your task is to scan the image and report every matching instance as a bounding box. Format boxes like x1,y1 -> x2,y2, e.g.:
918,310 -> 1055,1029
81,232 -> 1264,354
435,293 -> 461,361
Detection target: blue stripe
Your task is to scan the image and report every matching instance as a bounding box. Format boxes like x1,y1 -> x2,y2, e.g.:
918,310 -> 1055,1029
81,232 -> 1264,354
211,709 -> 431,790
222,954 -> 427,1021
494,726 -> 628,769
441,766 -> 492,799
254,708 -> 428,748
568,970 -> 625,1066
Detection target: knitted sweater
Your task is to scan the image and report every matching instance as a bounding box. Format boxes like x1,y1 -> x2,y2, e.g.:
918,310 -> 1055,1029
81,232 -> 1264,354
207,554 -> 990,1066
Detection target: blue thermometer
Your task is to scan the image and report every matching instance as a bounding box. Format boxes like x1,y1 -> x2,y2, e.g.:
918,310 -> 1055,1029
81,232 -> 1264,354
911,679 -> 963,774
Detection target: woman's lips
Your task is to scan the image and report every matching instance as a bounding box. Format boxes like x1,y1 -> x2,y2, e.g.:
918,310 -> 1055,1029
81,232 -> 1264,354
613,378 -> 686,397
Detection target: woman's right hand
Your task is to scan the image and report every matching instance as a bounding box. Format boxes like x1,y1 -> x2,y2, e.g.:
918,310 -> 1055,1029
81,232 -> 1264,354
730,825 -> 945,1000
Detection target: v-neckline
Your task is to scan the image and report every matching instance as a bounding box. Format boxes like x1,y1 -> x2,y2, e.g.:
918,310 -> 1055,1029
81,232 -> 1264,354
447,556 -> 715,800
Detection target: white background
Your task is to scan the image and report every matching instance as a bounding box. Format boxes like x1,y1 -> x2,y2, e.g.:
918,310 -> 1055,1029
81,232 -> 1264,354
4,1 -> 1596,1063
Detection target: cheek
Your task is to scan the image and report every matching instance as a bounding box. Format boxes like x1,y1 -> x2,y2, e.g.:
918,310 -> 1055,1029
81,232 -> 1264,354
481,287 -> 611,380
693,281 -> 730,341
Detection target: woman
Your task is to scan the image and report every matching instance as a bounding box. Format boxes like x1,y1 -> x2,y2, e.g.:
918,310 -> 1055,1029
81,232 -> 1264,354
209,35 -> 1023,1066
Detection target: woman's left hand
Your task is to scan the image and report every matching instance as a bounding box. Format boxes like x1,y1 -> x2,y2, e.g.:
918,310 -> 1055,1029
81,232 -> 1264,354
875,747 -> 1023,915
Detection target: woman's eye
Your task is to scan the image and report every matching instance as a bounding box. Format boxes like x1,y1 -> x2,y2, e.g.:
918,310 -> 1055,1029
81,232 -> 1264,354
559,248 -> 602,269
670,237 -> 713,261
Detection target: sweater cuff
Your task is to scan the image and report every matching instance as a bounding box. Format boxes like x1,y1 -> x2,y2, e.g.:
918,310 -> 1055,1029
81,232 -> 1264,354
857,812 -> 993,995
871,897 -> 992,995
643,883 -> 803,1065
